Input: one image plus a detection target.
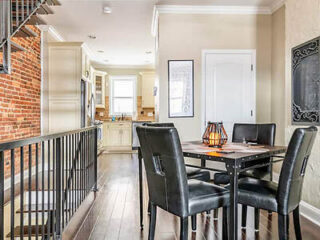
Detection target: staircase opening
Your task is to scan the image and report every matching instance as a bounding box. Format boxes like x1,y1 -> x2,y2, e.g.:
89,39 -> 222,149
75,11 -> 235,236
0,0 -> 60,74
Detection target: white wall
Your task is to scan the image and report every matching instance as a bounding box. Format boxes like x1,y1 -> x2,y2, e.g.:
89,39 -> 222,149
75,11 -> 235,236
271,6 -> 286,173
284,0 -> 320,209
157,13 -> 272,141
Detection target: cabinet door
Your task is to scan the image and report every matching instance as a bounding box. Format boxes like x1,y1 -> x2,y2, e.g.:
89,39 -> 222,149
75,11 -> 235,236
49,100 -> 81,133
108,128 -> 121,146
141,72 -> 155,108
94,71 -> 106,108
105,124 -> 121,146
121,127 -> 132,146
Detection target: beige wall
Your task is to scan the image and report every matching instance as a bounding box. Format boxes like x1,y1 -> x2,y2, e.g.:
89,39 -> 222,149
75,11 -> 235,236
97,68 -> 154,97
284,0 -> 320,208
157,14 -> 272,141
271,6 -> 286,173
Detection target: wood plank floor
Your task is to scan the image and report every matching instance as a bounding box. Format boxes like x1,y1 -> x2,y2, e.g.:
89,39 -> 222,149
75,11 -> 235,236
74,153 -> 320,240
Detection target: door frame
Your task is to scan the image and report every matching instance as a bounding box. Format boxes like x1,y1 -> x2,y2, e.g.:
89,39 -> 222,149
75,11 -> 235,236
201,49 -> 257,134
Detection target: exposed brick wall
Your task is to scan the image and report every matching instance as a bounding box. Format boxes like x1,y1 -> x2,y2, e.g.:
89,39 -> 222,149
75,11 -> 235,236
0,26 -> 41,178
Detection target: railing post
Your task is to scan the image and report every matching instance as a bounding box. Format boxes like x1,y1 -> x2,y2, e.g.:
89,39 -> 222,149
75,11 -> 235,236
56,137 -> 62,240
92,128 -> 98,192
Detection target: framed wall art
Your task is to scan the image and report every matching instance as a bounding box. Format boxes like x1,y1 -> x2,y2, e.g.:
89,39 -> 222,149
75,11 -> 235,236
168,60 -> 194,118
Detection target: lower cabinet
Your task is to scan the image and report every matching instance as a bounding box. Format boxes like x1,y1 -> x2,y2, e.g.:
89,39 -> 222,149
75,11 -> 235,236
103,122 -> 132,151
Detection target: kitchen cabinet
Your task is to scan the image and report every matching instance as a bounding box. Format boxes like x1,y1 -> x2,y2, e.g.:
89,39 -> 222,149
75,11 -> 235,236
48,42 -> 91,133
103,122 -> 132,150
140,72 -> 155,108
93,70 -> 107,109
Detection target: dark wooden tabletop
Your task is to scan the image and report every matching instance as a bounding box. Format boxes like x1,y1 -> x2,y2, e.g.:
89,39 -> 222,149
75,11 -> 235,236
182,141 -> 287,163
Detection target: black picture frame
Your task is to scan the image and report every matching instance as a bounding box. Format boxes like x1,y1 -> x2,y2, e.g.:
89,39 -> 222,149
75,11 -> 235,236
291,36 -> 320,125
168,60 -> 194,118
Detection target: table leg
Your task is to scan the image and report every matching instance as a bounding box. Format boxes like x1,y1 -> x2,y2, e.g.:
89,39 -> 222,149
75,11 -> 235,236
201,158 -> 206,168
138,148 -> 144,229
227,161 -> 240,240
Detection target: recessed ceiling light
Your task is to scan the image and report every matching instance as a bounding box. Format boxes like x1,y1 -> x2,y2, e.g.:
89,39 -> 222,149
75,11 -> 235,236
88,35 -> 96,39
103,6 -> 112,14
145,51 -> 152,54
104,59 -> 109,63
145,60 -> 151,63
97,50 -> 104,53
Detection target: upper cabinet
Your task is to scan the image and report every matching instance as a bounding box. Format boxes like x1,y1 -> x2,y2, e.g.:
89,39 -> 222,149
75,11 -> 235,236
93,69 -> 107,109
140,72 -> 155,108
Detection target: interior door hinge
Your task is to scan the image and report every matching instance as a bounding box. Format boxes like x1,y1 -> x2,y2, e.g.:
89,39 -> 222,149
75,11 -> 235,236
251,110 -> 253,116
251,64 -> 253,71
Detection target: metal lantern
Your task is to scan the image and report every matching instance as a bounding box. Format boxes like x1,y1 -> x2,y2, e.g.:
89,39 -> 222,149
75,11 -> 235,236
202,122 -> 228,147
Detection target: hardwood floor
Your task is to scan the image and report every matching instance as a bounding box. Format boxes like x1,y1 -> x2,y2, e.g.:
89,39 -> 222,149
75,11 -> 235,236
74,153 -> 320,240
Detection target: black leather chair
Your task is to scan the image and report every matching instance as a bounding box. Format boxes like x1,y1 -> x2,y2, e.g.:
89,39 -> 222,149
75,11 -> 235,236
144,123 -> 211,230
213,123 -> 276,227
237,126 -> 317,240
137,126 -> 230,240
145,123 -> 211,182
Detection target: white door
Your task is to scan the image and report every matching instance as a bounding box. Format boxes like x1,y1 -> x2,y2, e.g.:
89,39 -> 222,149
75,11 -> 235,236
204,50 -> 256,140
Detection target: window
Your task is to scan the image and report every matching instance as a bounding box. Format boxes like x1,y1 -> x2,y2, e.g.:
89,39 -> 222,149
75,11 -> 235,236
109,76 -> 137,116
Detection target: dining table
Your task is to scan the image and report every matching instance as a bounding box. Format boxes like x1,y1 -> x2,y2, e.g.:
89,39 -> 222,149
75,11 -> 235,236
137,141 -> 287,240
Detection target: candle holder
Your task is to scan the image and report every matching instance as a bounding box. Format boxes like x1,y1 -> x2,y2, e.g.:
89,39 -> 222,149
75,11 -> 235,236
202,122 -> 228,147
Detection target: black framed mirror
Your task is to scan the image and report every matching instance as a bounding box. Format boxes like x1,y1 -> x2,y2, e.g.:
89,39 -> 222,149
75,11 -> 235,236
292,36 -> 320,125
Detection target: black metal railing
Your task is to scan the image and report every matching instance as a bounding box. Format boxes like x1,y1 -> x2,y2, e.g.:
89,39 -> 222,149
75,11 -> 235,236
0,126 -> 98,240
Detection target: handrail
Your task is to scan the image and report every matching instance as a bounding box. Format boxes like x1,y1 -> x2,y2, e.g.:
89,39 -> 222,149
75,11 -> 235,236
0,125 -> 99,151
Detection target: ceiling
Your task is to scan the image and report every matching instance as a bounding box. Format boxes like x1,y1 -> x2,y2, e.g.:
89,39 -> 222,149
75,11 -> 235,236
43,0 -> 280,69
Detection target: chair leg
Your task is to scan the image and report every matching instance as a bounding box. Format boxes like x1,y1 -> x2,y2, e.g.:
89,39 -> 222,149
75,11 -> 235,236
241,205 -> 247,229
213,208 -> 219,220
180,217 -> 188,240
222,207 -> 229,240
278,214 -> 289,240
148,203 -> 157,240
293,206 -> 302,240
148,201 -> 151,215
191,215 -> 197,231
255,208 -> 260,231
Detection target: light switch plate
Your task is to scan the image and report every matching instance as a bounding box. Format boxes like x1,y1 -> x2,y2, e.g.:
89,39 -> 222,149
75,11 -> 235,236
99,112 -> 104,117
147,112 -> 153,117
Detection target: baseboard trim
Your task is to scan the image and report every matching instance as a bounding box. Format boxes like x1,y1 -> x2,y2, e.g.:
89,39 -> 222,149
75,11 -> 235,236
273,172 -> 320,226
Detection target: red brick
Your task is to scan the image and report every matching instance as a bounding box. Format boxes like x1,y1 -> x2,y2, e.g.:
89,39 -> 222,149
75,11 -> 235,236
0,26 -> 41,178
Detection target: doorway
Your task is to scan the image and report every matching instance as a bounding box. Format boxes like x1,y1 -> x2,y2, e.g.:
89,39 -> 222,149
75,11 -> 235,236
202,50 -> 256,140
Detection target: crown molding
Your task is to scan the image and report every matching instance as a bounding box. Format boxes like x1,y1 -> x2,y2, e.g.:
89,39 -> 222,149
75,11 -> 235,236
155,5 -> 271,15
151,2 -> 286,36
271,0 -> 285,13
82,42 -> 96,61
37,25 -> 64,42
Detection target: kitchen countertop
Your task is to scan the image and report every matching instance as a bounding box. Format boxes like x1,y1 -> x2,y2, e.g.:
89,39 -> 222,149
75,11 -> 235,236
102,120 -> 154,123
